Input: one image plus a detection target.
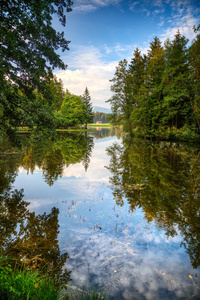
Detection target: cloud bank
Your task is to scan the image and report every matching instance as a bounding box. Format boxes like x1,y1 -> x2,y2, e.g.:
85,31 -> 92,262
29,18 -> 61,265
55,45 -> 118,108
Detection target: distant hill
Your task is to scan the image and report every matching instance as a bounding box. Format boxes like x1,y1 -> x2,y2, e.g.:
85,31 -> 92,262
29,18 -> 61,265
93,106 -> 112,114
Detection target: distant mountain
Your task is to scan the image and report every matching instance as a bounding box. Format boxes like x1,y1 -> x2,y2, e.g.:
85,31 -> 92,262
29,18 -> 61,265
93,106 -> 112,114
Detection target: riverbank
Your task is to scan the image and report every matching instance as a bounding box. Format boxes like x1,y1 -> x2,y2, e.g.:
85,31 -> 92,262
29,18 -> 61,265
0,255 -> 107,300
14,123 -> 112,133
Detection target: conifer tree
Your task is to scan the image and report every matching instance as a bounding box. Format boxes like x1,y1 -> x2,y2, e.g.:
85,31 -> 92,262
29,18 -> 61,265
144,37 -> 165,136
81,87 -> 94,127
128,48 -> 146,134
107,59 -> 134,132
161,30 -> 193,136
188,25 -> 200,133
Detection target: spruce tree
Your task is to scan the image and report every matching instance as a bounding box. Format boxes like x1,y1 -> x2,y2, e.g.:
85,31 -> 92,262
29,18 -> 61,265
128,48 -> 146,134
81,87 -> 94,127
188,25 -> 200,133
161,30 -> 193,137
144,37 -> 165,136
107,59 -> 133,132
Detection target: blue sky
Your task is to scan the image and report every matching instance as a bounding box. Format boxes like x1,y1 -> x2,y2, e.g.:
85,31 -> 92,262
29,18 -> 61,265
54,0 -> 200,108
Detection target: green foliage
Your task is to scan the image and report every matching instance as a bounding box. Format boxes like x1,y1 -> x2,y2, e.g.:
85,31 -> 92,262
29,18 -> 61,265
108,25 -> 200,142
93,112 -> 111,123
81,87 -> 94,125
55,94 -> 88,128
161,31 -> 193,134
188,25 -> 200,132
0,256 -> 60,300
0,0 -> 73,141
107,59 -> 129,126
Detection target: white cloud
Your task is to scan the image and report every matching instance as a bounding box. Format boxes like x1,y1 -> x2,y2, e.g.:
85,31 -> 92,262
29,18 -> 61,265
160,0 -> 200,42
127,0 -> 199,42
73,0 -> 123,13
129,1 -> 139,12
144,8 -> 150,16
104,45 -> 113,54
54,42 -> 151,107
55,65 -> 115,107
153,8 -> 165,14
160,13 -> 199,42
54,45 -> 119,107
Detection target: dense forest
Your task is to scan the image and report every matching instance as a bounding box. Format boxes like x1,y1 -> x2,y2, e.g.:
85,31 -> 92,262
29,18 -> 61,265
2,0 -> 199,144
93,112 -> 111,123
0,1 -> 94,144
108,26 -> 200,142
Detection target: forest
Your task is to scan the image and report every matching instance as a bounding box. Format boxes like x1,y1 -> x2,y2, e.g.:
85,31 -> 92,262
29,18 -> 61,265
108,26 -> 200,142
1,0 -> 200,145
0,0 -> 94,145
93,111 -> 111,123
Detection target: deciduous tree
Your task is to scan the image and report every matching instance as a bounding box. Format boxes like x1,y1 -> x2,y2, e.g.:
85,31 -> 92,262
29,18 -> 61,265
55,94 -> 87,128
0,0 -> 73,140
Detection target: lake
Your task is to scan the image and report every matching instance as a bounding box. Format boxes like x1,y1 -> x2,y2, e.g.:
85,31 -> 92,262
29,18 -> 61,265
1,129 -> 200,299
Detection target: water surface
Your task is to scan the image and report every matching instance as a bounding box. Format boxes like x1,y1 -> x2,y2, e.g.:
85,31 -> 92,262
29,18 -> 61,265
1,130 -> 200,299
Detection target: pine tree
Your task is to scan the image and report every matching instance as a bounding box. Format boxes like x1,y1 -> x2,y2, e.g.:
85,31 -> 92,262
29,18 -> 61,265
188,25 -> 200,133
107,59 -> 133,132
81,87 -> 94,127
144,37 -> 165,136
161,30 -> 193,137
128,48 -> 147,134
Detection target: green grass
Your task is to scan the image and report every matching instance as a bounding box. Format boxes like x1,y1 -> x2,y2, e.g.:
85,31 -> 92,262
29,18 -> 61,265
0,256 -> 108,300
88,123 -> 111,126
56,128 -> 92,132
0,256 -> 60,300
14,123 -> 112,133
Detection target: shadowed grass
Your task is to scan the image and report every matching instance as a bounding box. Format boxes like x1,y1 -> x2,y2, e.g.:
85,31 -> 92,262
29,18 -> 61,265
0,256 -> 60,300
0,256 -> 108,300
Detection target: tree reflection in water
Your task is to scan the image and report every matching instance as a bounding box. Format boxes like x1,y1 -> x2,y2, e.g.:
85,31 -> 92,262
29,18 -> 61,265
0,132 -> 97,285
0,189 -> 71,285
106,136 -> 200,268
0,132 -> 94,188
21,133 -> 95,186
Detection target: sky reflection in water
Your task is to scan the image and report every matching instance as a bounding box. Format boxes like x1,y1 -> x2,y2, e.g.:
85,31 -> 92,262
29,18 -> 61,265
10,133 -> 200,299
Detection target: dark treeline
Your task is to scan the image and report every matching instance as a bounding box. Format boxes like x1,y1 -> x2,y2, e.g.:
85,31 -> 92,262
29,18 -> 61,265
93,112 -> 111,123
107,26 -> 200,142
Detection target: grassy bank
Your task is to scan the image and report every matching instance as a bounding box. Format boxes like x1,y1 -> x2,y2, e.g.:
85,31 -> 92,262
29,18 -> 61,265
0,256 -> 59,300
0,256 -> 107,300
88,123 -> 111,127
15,124 -> 112,133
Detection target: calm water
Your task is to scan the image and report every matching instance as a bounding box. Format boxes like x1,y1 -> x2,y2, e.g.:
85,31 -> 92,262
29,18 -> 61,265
1,129 -> 200,299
